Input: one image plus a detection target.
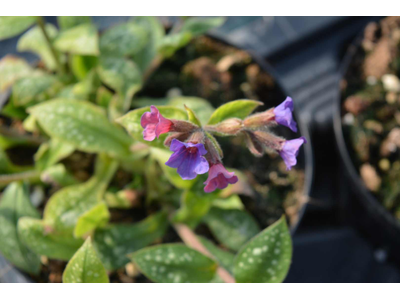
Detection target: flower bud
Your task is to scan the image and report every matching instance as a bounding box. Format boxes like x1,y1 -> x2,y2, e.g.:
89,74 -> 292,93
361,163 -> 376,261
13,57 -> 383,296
164,132 -> 191,147
244,131 -> 264,157
208,118 -> 243,135
170,119 -> 199,133
204,135 -> 222,165
251,131 -> 285,152
243,108 -> 275,129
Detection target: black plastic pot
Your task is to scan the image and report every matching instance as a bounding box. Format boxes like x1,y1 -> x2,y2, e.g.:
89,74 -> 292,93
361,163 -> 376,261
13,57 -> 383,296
0,17 -> 314,283
333,26 -> 400,266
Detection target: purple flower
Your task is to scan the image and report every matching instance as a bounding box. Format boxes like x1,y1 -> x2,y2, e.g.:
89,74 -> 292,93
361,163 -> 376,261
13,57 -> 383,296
165,139 -> 209,180
273,97 -> 298,132
141,106 -> 173,141
204,163 -> 238,193
279,137 -> 306,170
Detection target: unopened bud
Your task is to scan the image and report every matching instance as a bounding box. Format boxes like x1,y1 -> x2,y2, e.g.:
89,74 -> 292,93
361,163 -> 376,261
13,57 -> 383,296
251,131 -> 285,151
210,118 -> 243,135
204,135 -> 222,165
187,130 -> 206,145
171,119 -> 199,133
243,108 -> 275,129
244,131 -> 264,157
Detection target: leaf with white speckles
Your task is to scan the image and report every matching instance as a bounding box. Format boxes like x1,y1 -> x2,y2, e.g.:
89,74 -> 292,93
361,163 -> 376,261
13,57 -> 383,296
74,202 -> 110,238
117,106 -> 187,148
0,16 -> 37,40
12,72 -> 63,107
181,17 -> 226,37
28,99 -> 132,158
131,244 -> 217,283
17,24 -> 61,71
204,207 -> 260,251
54,23 -> 99,56
100,23 -> 147,57
0,182 -> 41,274
233,215 -> 292,283
198,236 -> 235,274
93,211 -> 168,271
43,154 -> 117,235
0,55 -> 33,92
57,16 -> 91,31
18,217 -> 83,260
63,237 -> 109,283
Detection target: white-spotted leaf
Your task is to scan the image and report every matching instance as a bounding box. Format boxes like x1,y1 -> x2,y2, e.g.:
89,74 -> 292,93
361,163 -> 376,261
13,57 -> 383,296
18,217 -> 83,260
17,24 -> 61,71
207,99 -> 263,125
74,202 -> 110,238
63,237 -> 109,283
181,17 -> 226,36
233,215 -> 292,283
198,236 -> 235,274
0,16 -> 37,40
0,55 -> 33,91
54,23 -> 99,56
100,23 -> 147,57
0,182 -> 41,274
93,212 -> 168,271
57,16 -> 91,31
131,244 -> 217,283
28,99 -> 132,157
34,138 -> 75,171
158,32 -> 192,58
204,207 -> 260,251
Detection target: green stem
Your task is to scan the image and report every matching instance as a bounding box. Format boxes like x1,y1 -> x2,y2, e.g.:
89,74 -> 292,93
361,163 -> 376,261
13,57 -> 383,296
0,170 -> 41,187
37,16 -> 65,75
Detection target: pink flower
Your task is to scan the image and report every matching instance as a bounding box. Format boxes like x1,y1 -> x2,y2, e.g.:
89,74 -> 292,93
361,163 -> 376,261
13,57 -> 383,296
204,163 -> 238,193
141,106 -> 173,141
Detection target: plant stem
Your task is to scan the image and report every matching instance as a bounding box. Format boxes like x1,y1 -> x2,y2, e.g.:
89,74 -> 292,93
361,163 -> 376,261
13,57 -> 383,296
0,170 -> 41,187
37,16 -> 65,75
0,126 -> 48,146
173,223 -> 236,283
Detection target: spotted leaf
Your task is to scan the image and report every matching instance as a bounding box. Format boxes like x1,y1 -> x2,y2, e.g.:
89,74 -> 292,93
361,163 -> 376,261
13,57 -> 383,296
28,99 -> 132,158
63,237 -> 109,283
233,215 -> 292,283
131,244 -> 217,283
93,211 -> 168,271
0,16 -> 37,40
204,207 -> 260,251
0,55 -> 33,92
0,182 -> 40,274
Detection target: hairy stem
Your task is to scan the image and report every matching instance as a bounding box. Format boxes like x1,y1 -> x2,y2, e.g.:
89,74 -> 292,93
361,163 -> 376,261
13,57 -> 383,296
0,170 -> 41,187
173,223 -> 236,283
0,125 -> 48,146
37,16 -> 65,75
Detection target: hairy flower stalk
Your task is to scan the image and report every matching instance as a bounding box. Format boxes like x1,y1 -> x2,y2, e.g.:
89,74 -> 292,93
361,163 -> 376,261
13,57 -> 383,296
141,97 -> 306,193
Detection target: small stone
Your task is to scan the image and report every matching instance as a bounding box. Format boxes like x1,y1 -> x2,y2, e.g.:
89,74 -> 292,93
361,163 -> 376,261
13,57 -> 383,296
382,74 -> 400,92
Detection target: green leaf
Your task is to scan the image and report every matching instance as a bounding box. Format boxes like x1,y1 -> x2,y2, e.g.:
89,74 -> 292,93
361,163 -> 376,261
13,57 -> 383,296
96,86 -> 113,108
0,182 -> 40,274
233,216 -> 292,283
207,100 -> 263,125
131,244 -> 217,283
12,73 -> 63,107
43,154 -> 118,235
100,23 -> 147,57
0,55 -> 33,92
181,17 -> 226,36
41,163 -> 79,187
54,23 -> 99,56
104,190 -> 134,209
98,56 -> 141,99
34,138 -> 75,171
167,96 -> 214,124
17,24 -> 60,71
204,208 -> 260,251
184,105 -> 202,126
74,202 -> 110,238
131,16 -> 165,72
198,236 -> 235,274
93,211 -> 168,271
212,194 -> 245,210
0,16 -> 37,40
18,217 -> 83,260
28,99 -> 132,158
158,32 -> 192,58
63,237 -> 109,283
174,190 -> 212,228
70,55 -> 98,80
57,16 -> 91,31
150,147 -> 195,189
117,105 -> 187,147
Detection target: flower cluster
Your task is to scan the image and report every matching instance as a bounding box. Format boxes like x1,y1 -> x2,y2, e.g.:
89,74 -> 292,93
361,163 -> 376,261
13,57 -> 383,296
141,97 -> 306,193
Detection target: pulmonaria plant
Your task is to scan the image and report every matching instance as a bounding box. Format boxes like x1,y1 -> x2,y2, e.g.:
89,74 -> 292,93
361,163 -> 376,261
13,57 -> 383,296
141,97 -> 306,192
